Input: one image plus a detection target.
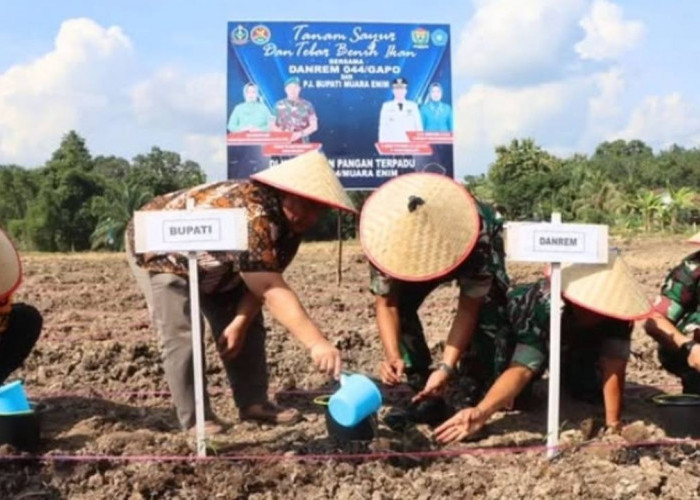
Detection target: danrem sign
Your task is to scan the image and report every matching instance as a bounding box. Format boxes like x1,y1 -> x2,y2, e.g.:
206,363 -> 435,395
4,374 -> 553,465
134,209 -> 248,253
506,223 -> 609,264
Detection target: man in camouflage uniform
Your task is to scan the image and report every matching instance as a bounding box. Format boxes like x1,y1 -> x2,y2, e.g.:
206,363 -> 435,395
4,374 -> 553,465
435,256 -> 650,444
645,238 -> 700,393
271,76 -> 318,144
360,174 -> 511,419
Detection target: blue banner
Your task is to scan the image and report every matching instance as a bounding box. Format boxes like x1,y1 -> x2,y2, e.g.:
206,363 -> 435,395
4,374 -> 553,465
227,21 -> 453,189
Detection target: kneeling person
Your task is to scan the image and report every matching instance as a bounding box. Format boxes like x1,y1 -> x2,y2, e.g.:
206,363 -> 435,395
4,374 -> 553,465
644,232 -> 700,394
0,229 -> 42,384
435,254 -> 651,443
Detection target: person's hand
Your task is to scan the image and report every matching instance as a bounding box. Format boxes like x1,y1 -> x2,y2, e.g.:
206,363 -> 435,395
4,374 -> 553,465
290,131 -> 302,142
687,344 -> 700,371
218,321 -> 248,360
434,407 -> 488,444
412,369 -> 449,403
310,340 -> 342,379
379,358 -> 405,386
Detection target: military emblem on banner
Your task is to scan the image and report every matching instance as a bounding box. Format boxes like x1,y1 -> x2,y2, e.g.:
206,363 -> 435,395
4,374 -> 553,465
411,27 -> 430,48
251,25 -> 271,45
230,25 -> 249,45
431,29 -> 448,46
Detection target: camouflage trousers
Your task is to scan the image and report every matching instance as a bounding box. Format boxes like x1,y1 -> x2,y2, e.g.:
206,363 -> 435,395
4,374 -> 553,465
395,281 -> 511,394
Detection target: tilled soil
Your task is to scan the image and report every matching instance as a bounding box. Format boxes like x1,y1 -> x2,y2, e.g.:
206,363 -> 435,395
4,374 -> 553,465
2,236 -> 700,499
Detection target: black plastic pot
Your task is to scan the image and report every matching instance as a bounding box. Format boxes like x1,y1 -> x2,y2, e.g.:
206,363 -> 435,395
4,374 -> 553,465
324,407 -> 375,441
652,394 -> 700,438
0,401 -> 43,451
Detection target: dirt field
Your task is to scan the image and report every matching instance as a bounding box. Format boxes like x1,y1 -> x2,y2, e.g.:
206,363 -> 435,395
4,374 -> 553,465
2,236 -> 700,499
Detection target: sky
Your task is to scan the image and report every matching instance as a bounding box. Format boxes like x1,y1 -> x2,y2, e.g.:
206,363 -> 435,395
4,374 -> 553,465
0,0 -> 698,181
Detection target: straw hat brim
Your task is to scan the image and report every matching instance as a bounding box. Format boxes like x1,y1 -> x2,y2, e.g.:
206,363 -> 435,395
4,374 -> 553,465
360,172 -> 480,282
0,229 -> 22,300
558,256 -> 652,321
251,151 -> 357,213
688,231 -> 700,245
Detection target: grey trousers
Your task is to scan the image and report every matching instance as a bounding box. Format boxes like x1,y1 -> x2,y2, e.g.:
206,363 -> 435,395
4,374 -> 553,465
126,252 -> 268,429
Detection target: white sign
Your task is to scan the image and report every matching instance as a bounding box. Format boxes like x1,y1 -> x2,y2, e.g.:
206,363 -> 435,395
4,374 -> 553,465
506,222 -> 608,264
133,209 -> 248,253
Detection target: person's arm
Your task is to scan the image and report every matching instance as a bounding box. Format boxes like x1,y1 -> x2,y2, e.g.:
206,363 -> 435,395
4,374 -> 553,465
378,103 -> 388,142
413,102 -> 423,132
434,364 -> 535,443
645,313 -> 694,350
600,356 -> 626,428
241,271 -> 341,377
375,293 -> 406,385
302,113 -> 318,139
219,290 -> 262,359
227,107 -> 240,132
413,294 -> 484,401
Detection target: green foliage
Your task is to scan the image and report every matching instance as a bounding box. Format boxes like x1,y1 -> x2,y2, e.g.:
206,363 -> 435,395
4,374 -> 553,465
0,130 -> 206,251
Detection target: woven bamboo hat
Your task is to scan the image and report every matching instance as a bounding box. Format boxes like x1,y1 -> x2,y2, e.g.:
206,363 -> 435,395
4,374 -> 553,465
0,229 -> 21,300
251,150 -> 356,213
360,173 -> 480,281
560,253 -> 651,320
688,231 -> 700,244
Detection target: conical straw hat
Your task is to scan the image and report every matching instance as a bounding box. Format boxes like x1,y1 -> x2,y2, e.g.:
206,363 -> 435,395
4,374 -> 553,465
251,150 -> 356,213
0,229 -> 21,300
688,231 -> 700,244
360,173 -> 480,281
560,253 -> 651,320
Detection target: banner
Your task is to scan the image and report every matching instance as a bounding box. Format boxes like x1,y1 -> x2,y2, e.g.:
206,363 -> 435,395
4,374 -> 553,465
227,21 -> 453,189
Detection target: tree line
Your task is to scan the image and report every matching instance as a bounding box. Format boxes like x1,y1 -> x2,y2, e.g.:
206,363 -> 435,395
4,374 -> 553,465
2,132 -> 698,252
466,138 -> 700,232
0,131 -> 206,251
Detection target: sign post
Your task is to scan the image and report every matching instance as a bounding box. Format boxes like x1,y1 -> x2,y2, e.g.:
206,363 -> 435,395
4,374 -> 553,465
506,214 -> 608,458
134,202 -> 248,456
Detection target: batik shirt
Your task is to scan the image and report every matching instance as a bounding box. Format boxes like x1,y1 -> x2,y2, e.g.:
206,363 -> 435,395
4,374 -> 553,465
127,181 -> 301,294
274,99 -> 316,141
652,250 -> 700,340
507,279 -> 633,374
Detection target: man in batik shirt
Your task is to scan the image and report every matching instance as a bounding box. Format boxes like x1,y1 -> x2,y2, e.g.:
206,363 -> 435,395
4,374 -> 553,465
271,77 -> 318,144
360,174 -> 511,419
126,151 -> 355,434
645,233 -> 700,394
435,255 -> 651,443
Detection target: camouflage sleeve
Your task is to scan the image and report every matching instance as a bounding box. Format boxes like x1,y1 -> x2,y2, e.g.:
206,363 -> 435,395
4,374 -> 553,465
369,264 -> 394,297
507,281 -> 550,373
457,203 -> 508,299
653,258 -> 699,324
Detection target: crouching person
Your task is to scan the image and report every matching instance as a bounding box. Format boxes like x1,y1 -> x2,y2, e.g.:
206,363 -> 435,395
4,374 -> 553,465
435,254 -> 651,443
126,151 -> 356,435
644,232 -> 700,394
0,229 -> 42,383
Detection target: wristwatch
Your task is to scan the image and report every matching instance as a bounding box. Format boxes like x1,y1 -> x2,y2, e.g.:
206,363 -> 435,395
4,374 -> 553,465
680,339 -> 697,358
436,362 -> 456,378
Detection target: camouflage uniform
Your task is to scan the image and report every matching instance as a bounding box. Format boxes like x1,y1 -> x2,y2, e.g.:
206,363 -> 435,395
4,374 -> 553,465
273,98 -> 316,143
507,279 -> 632,402
651,250 -> 700,392
369,201 -> 511,391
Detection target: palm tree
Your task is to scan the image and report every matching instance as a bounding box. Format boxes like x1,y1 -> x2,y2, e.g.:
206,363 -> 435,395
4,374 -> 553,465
626,190 -> 664,232
90,181 -> 153,250
667,187 -> 696,230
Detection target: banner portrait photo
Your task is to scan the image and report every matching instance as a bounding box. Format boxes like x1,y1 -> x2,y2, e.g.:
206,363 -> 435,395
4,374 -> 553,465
227,21 -> 453,189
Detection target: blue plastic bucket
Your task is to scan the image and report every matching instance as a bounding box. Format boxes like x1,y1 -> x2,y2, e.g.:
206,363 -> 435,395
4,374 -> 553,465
0,380 -> 30,413
328,373 -> 382,427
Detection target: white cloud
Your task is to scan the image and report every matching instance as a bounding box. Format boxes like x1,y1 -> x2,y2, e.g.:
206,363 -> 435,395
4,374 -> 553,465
130,68 -> 224,134
182,133 -> 227,181
575,0 -> 644,60
455,0 -> 588,85
0,18 -> 133,165
613,93 -> 700,148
